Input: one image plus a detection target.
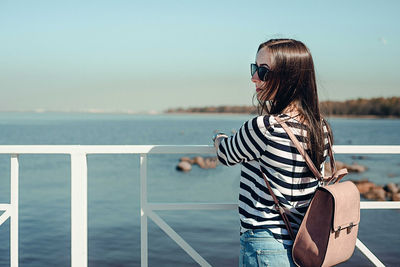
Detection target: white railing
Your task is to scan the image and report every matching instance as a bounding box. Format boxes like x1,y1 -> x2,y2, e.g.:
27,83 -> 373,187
0,145 -> 399,267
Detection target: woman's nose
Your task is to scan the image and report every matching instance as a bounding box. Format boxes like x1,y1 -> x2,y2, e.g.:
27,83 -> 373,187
251,72 -> 259,83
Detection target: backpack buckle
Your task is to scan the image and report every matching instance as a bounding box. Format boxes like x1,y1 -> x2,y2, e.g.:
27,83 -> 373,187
347,222 -> 354,234
334,226 -> 341,238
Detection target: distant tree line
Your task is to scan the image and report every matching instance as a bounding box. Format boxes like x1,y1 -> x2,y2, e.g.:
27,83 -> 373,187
166,97 -> 400,117
320,97 -> 400,117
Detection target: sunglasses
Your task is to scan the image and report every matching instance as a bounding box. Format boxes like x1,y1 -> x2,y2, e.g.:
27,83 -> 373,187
251,63 -> 271,81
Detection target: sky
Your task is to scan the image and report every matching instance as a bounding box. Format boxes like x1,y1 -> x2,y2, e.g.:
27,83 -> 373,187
1,0 -> 399,113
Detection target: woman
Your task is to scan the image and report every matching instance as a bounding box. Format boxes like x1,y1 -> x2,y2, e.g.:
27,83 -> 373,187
213,39 -> 332,266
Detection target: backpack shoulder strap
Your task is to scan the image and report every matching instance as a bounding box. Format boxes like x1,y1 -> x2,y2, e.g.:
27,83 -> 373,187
322,118 -> 337,174
275,116 -> 324,181
259,169 -> 296,240
275,116 -> 348,184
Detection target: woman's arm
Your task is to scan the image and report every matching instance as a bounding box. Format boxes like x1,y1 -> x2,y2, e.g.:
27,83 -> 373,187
214,117 -> 269,166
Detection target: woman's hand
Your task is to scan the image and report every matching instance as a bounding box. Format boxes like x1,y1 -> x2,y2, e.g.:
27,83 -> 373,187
212,132 -> 228,150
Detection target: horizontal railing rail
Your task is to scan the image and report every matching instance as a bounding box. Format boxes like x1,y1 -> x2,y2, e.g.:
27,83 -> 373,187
0,145 -> 399,267
0,144 -> 400,154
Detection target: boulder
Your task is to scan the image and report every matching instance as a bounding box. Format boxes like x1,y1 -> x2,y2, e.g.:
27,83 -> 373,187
193,156 -> 218,169
391,193 -> 400,201
177,156 -> 219,172
324,161 -> 366,176
204,157 -> 218,169
180,157 -> 194,164
347,163 -> 367,173
353,179 -> 376,194
351,179 -> 398,201
193,156 -> 206,168
384,183 -> 399,194
363,186 -> 386,201
176,161 -> 192,172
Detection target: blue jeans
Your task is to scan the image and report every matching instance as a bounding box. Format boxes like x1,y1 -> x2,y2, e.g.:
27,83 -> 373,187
239,229 -> 296,267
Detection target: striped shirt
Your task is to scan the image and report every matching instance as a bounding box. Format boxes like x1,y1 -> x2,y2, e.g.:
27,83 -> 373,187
216,114 -> 329,245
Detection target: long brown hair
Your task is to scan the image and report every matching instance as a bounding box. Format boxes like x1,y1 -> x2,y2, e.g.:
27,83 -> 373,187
256,38 -> 333,169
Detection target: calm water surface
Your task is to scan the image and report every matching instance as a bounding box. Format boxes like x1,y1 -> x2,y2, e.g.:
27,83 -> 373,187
0,112 -> 399,266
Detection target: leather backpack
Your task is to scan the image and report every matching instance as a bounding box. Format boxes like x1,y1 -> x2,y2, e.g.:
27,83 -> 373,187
260,117 -> 360,267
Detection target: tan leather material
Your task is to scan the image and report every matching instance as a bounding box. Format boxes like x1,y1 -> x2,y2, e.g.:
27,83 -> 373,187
292,185 -> 360,267
323,119 -> 337,174
323,222 -> 358,267
326,168 -> 348,185
292,189 -> 333,267
323,184 -> 359,266
321,181 -> 360,231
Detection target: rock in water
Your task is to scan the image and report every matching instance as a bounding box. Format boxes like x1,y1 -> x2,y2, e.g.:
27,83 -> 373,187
204,157 -> 218,169
180,157 -> 194,164
391,193 -> 400,201
325,161 -> 367,176
177,156 -> 219,172
176,161 -> 192,172
352,179 -> 400,201
353,179 -> 376,194
363,186 -> 386,201
384,183 -> 398,194
347,163 -> 367,173
193,156 -> 206,168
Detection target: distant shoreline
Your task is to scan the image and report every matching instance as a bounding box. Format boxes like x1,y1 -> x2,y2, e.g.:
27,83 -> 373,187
1,110 -> 399,119
164,112 -> 400,119
1,97 -> 399,118
165,97 -> 400,118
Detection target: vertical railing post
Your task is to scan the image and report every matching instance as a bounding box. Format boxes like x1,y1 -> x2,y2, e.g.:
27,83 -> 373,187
70,153 -> 88,267
140,154 -> 148,267
10,154 -> 19,267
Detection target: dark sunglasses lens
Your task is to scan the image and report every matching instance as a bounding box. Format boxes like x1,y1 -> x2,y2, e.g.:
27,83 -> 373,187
258,67 -> 269,81
250,64 -> 257,76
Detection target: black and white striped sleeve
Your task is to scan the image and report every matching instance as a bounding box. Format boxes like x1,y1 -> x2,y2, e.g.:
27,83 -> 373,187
216,116 -> 269,166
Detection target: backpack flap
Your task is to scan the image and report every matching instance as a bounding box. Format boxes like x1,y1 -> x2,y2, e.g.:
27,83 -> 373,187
321,181 -> 360,232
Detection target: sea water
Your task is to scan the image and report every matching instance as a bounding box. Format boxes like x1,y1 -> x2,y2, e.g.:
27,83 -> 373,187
0,112 -> 399,266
